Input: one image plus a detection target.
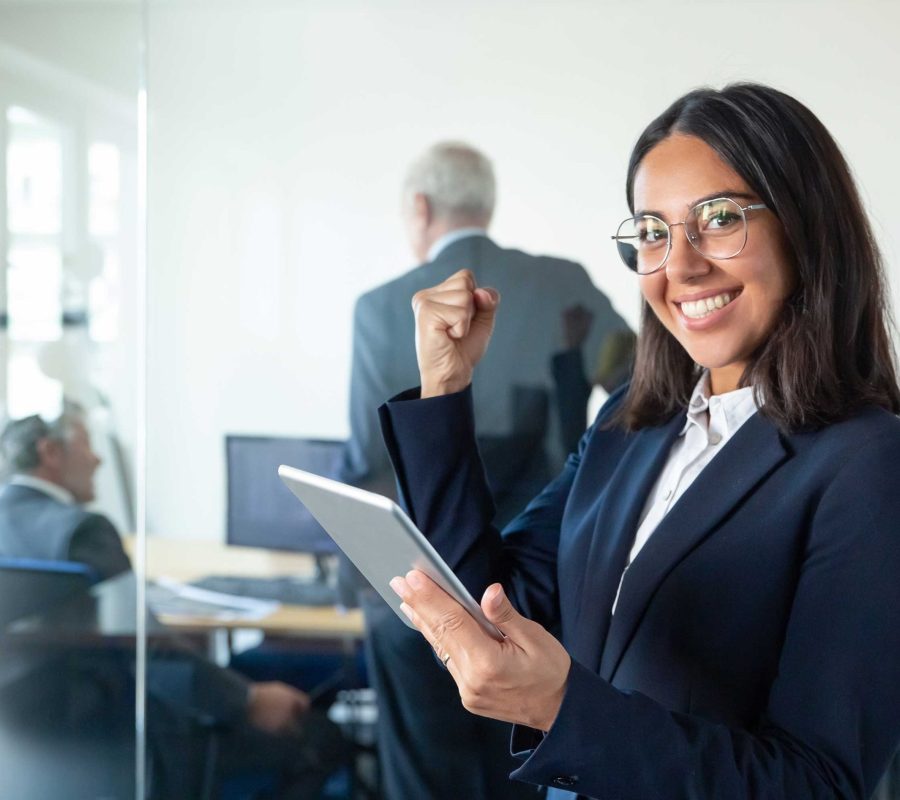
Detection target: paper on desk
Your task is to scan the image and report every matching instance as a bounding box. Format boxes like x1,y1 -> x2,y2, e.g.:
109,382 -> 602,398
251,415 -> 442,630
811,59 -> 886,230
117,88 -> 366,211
148,577 -> 280,622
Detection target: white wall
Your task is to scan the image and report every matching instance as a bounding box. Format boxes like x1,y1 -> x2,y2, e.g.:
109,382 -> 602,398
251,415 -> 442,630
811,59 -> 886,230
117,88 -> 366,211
146,0 -> 900,541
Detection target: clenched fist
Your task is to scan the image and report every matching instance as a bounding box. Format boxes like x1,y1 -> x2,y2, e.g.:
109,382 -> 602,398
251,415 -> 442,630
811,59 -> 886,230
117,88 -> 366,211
411,269 -> 501,398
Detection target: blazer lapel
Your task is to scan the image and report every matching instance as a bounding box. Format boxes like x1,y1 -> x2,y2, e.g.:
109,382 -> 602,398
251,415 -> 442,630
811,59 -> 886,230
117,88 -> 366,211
569,412 -> 684,672
598,412 -> 789,681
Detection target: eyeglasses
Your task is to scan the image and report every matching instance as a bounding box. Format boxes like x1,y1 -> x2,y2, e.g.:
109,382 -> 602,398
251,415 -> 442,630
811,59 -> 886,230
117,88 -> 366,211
611,197 -> 768,275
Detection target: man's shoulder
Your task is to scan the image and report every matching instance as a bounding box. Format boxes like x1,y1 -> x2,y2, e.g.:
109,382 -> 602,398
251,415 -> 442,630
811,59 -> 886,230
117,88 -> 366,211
355,261 -> 449,313
0,483 -> 87,521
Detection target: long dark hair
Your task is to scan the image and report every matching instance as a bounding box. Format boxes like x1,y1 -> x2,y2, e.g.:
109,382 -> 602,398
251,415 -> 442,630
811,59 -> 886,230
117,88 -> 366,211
615,82 -> 900,432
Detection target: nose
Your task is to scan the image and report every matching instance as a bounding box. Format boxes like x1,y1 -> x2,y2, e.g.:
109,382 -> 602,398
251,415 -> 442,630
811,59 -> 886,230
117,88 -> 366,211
664,224 -> 712,283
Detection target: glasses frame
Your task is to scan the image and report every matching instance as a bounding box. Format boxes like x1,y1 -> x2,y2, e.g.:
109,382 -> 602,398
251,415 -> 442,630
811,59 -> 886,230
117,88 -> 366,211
611,197 -> 768,275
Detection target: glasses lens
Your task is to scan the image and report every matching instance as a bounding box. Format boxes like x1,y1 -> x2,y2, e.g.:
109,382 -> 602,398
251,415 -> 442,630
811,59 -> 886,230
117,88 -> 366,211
615,215 -> 669,274
689,198 -> 747,259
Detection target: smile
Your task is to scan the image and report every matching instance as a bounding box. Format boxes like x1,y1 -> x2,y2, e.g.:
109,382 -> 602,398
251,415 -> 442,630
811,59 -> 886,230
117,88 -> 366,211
678,290 -> 740,320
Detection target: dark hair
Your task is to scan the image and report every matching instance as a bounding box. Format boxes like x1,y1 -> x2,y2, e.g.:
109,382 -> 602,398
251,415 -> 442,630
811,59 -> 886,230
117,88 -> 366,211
615,82 -> 900,432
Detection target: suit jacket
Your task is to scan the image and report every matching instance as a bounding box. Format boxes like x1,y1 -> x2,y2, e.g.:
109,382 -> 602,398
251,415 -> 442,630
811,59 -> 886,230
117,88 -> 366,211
0,483 -> 131,580
342,234 -> 630,512
378,384 -> 900,800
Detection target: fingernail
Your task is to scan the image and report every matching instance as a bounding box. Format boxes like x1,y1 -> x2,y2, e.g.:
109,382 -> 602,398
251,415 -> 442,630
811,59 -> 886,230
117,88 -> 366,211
486,583 -> 503,609
407,571 -> 425,589
389,577 -> 407,597
399,602 -> 414,621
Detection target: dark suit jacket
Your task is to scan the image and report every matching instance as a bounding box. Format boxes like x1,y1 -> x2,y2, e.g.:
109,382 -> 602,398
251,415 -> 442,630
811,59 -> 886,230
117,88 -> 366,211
379,384 -> 900,799
342,234 -> 630,508
0,483 -> 131,580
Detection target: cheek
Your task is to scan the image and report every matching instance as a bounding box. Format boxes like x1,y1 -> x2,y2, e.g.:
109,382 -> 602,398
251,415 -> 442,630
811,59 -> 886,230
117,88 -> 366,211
638,274 -> 662,305
638,274 -> 671,322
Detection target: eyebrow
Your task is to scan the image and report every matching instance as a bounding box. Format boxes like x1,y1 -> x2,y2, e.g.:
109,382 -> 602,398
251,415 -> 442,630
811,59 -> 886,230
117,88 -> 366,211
635,190 -> 757,219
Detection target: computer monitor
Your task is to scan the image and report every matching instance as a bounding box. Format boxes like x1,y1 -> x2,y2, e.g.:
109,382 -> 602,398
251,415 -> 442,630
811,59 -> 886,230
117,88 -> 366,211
226,435 -> 345,555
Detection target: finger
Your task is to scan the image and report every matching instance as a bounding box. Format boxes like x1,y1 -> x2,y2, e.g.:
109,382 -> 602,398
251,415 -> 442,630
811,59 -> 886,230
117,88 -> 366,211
418,299 -> 473,340
473,286 -> 500,310
472,287 -> 500,328
398,598 -> 462,680
480,583 -> 534,650
443,268 -> 476,292
391,571 -> 488,661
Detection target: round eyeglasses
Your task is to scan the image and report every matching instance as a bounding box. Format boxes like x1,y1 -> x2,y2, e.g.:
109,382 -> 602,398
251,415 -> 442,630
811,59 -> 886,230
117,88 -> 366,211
611,197 -> 768,275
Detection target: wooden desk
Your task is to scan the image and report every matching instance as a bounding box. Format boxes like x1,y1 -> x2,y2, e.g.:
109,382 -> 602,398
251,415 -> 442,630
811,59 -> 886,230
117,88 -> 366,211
124,536 -> 365,641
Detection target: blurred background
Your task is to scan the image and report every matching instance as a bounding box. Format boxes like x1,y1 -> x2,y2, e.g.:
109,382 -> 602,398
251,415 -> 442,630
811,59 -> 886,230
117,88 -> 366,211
0,0 -> 898,797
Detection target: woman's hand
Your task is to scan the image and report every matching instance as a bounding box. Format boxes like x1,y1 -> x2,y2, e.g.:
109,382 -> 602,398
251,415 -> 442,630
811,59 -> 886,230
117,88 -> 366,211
411,269 -> 500,398
389,570 -> 571,732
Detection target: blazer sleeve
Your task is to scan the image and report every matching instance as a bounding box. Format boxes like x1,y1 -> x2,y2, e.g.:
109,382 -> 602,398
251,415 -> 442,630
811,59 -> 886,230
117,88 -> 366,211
379,384 -> 615,631
67,513 -> 132,580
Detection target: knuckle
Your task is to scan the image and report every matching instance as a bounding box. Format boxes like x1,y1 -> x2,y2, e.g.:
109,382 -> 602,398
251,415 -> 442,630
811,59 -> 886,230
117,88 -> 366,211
433,608 -> 465,638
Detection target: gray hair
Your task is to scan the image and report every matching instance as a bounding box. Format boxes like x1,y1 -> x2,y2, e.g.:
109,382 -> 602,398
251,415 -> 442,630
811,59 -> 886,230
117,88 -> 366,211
0,401 -> 85,477
403,141 -> 496,225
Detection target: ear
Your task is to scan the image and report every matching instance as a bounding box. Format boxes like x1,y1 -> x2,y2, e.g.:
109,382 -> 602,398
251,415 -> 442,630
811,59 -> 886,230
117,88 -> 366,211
35,436 -> 63,469
411,192 -> 432,227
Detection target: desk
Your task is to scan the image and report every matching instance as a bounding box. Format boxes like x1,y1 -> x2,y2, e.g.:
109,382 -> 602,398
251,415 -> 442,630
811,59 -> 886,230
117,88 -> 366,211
125,536 -> 365,641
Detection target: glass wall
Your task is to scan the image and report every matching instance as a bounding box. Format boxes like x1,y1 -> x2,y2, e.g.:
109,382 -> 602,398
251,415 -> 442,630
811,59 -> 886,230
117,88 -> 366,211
0,2 -> 143,798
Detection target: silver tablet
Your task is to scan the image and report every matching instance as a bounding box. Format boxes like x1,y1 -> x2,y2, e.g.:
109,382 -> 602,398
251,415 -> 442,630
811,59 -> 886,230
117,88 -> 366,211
278,465 -> 503,641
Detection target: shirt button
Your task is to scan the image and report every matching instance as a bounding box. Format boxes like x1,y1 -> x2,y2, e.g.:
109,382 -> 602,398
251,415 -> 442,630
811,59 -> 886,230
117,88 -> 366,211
709,432 -> 722,445
554,776 -> 579,787
663,488 -> 673,500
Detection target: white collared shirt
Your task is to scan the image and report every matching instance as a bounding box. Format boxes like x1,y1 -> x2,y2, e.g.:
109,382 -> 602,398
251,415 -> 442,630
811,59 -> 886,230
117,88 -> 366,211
9,473 -> 75,506
426,227 -> 488,262
611,372 -> 759,613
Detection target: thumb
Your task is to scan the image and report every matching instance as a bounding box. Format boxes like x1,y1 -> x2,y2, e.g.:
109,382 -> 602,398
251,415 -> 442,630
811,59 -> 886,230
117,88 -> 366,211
481,583 -> 527,636
473,287 -> 500,314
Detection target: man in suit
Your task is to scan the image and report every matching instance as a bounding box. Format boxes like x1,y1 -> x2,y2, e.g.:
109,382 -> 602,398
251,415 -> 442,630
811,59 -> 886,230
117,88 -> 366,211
0,405 -> 348,799
341,141 -> 632,799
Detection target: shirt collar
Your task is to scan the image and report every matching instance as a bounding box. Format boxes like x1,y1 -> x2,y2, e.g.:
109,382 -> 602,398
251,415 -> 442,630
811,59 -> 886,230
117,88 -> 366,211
681,371 -> 759,438
427,227 -> 488,262
9,474 -> 76,506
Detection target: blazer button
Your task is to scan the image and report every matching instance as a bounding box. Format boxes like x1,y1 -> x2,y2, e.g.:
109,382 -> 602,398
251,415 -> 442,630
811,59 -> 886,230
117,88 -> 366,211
554,775 -> 579,787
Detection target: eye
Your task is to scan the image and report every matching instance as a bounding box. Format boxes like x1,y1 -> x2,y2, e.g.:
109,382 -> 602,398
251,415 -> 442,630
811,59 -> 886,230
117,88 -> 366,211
696,199 -> 742,233
636,217 -> 669,248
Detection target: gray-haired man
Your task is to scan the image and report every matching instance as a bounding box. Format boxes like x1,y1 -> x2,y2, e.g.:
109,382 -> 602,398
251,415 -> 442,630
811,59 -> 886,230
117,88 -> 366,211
343,141 -> 633,799
0,405 -> 130,579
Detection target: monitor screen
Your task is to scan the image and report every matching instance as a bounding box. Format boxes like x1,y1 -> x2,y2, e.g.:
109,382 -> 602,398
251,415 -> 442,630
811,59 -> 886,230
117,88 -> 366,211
226,436 -> 345,554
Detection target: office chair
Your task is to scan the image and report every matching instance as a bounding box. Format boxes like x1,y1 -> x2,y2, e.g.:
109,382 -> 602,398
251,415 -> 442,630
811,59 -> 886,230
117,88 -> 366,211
0,557 -> 98,628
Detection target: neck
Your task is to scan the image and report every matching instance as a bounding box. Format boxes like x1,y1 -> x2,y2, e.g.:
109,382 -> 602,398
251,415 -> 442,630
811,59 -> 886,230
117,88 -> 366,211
29,465 -> 64,488
709,364 -> 746,395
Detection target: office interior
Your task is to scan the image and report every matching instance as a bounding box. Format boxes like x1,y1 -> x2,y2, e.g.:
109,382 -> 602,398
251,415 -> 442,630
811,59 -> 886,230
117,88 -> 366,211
0,0 -> 898,797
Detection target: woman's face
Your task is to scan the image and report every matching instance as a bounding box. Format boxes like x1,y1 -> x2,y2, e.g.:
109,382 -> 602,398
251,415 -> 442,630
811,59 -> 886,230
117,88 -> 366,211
633,134 -> 795,394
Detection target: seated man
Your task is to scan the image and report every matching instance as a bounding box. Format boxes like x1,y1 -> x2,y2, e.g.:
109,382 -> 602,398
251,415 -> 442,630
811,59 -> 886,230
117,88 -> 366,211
0,404 -> 349,799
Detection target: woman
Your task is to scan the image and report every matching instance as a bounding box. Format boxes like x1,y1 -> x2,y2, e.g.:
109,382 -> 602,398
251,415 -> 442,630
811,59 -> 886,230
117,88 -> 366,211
384,83 -> 900,799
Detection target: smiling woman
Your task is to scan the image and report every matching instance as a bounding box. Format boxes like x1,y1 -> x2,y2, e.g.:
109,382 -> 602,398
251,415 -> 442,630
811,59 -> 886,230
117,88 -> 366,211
617,84 -> 900,430
383,83 -> 900,800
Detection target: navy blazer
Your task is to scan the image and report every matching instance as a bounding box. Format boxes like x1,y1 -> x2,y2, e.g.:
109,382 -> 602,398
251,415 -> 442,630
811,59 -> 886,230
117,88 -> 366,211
379,384 -> 900,799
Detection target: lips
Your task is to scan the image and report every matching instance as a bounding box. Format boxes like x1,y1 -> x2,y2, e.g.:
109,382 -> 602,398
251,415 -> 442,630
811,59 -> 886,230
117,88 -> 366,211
678,290 -> 740,320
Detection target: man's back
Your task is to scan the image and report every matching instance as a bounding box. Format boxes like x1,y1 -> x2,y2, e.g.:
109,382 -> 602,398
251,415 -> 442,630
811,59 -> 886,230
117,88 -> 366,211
344,234 -> 629,508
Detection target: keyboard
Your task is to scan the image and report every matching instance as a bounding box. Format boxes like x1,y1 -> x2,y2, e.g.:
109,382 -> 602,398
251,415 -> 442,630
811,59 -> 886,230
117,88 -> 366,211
191,575 -> 339,607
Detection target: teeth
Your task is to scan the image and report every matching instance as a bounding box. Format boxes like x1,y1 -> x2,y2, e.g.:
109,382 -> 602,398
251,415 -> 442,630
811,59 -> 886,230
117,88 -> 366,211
681,292 -> 735,319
